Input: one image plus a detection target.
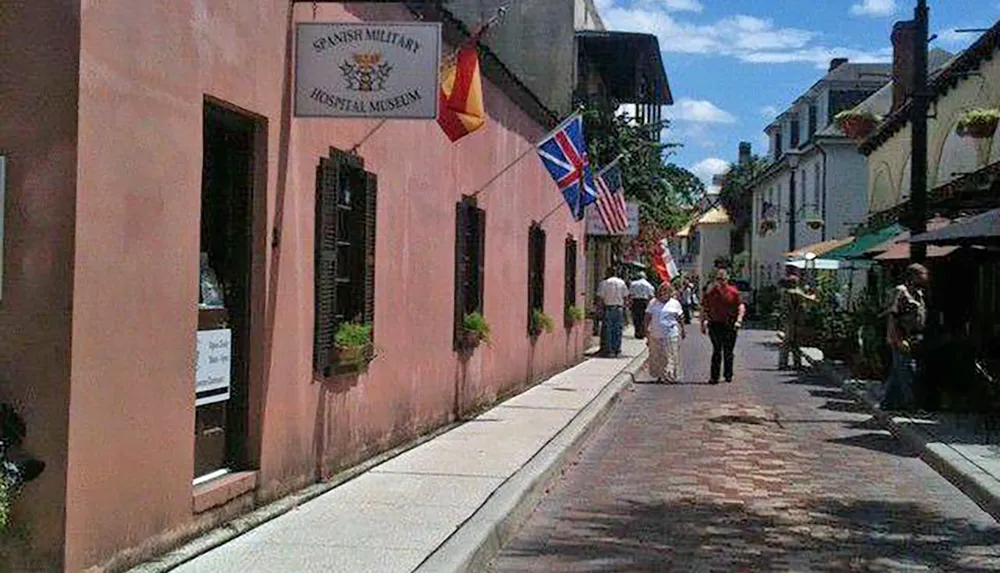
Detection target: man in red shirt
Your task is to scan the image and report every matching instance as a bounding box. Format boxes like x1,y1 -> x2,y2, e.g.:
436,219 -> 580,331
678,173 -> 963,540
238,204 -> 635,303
700,268 -> 746,384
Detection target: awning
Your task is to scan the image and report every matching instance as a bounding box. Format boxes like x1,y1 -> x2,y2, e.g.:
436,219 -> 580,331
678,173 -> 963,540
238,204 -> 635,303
786,236 -> 854,259
863,217 -> 952,257
873,243 -> 960,261
824,223 -> 906,260
911,208 -> 1000,246
786,259 -> 841,270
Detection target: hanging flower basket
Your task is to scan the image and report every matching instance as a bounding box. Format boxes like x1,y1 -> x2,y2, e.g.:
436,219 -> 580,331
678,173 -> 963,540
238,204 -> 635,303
835,110 -> 880,140
805,217 -> 825,231
956,108 -> 1000,139
759,219 -> 777,236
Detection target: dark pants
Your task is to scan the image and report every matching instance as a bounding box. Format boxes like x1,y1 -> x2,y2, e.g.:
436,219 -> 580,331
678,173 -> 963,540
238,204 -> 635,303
709,322 -> 738,382
601,306 -> 625,355
631,299 -> 649,339
682,304 -> 692,324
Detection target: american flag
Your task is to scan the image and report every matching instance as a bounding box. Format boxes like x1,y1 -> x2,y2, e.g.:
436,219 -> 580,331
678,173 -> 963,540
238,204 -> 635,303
594,159 -> 629,234
536,113 -> 598,221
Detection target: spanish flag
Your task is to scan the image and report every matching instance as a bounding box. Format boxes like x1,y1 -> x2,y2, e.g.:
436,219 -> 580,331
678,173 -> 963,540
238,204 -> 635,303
437,40 -> 486,142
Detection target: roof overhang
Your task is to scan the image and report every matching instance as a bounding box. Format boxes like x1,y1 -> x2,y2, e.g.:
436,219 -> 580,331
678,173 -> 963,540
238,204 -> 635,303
576,31 -> 673,105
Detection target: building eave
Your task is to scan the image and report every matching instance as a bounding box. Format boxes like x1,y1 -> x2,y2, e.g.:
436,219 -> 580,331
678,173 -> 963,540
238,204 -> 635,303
860,19 -> 1000,156
575,30 -> 673,105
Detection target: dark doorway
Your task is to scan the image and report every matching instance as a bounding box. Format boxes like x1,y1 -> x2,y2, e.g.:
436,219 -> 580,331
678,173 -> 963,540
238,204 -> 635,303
194,101 -> 260,480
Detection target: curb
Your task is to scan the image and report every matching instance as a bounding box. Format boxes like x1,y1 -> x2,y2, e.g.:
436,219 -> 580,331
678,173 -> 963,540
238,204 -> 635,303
797,347 -> 1000,522
413,348 -> 649,573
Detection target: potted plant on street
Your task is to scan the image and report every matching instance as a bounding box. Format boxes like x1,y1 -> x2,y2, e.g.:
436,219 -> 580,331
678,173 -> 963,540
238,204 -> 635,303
835,109 -> 880,140
956,108 -> 1000,139
565,305 -> 585,328
333,322 -> 374,370
529,308 -> 555,337
461,312 -> 491,350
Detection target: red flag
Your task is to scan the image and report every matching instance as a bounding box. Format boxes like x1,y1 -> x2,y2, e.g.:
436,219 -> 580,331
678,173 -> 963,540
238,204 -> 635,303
437,40 -> 486,142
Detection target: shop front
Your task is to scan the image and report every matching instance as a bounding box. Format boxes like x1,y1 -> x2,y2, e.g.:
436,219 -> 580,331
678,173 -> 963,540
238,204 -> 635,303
0,3 -> 589,570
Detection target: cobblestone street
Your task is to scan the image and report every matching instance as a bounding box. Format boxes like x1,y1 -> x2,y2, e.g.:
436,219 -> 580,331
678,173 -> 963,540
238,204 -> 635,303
490,329 -> 1000,572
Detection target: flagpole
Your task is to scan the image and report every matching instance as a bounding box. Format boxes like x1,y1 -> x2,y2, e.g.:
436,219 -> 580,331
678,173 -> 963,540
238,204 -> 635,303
469,145 -> 537,199
349,119 -> 389,154
537,199 -> 570,225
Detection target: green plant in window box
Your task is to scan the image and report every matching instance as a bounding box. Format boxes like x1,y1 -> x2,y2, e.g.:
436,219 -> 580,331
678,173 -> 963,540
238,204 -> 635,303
333,322 -> 374,369
461,312 -> 491,348
530,309 -> 555,337
566,305 -> 585,327
956,108 -> 1000,139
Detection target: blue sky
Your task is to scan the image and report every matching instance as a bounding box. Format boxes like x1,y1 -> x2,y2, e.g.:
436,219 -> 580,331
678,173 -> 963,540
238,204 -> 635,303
596,0 -> 999,187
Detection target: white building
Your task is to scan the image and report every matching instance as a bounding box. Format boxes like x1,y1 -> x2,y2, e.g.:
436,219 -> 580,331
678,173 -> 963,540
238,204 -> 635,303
750,59 -> 892,290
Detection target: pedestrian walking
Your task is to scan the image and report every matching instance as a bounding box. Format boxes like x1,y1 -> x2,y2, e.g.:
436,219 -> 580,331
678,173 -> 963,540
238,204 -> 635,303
778,275 -> 817,370
680,280 -> 695,325
629,272 -> 655,339
700,269 -> 746,384
882,263 -> 929,411
597,267 -> 629,357
645,283 -> 686,383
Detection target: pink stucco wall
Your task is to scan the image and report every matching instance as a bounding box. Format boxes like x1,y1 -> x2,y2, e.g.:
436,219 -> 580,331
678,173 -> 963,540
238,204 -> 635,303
54,2 -> 588,570
0,3 -> 81,570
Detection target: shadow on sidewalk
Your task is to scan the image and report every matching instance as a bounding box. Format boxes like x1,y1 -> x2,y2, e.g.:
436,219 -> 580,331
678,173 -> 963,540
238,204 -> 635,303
497,497 -> 1000,572
826,432 -> 919,457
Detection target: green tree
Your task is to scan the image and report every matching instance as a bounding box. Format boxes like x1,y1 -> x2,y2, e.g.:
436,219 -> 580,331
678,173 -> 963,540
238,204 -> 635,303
718,155 -> 768,236
582,103 -> 702,231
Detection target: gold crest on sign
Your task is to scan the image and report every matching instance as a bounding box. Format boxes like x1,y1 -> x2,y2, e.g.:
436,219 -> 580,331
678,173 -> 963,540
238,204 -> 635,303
340,52 -> 393,92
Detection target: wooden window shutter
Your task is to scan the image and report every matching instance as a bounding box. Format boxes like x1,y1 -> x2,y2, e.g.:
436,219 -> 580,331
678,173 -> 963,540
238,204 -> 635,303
474,206 -> 486,314
536,227 -> 546,310
453,200 -> 469,349
564,237 -> 577,321
363,171 -> 377,331
314,155 -> 342,375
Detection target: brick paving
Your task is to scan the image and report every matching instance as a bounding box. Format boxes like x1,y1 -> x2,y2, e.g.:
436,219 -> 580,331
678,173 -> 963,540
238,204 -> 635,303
490,329 -> 1000,572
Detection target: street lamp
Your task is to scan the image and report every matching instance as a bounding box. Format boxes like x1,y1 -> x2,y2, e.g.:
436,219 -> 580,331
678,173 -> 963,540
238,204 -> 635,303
786,151 -> 802,253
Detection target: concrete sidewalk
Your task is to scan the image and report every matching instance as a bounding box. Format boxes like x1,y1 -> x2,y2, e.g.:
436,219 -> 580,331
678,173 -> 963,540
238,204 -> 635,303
795,342 -> 1000,522
134,336 -> 647,573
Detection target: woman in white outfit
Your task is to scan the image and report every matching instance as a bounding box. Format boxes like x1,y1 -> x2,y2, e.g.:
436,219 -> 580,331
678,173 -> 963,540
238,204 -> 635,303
644,283 -> 686,383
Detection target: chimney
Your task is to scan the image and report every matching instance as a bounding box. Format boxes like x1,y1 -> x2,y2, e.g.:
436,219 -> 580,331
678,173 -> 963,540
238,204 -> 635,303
829,58 -> 849,72
892,20 -> 917,111
738,142 -> 752,165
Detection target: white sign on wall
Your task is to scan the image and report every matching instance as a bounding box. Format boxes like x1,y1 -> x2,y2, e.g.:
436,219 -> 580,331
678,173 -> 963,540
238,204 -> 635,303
196,329 -> 232,406
586,202 -> 640,236
295,22 -> 441,119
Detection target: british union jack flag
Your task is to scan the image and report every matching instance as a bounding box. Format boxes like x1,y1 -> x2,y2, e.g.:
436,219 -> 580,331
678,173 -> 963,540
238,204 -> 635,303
536,113 -> 598,221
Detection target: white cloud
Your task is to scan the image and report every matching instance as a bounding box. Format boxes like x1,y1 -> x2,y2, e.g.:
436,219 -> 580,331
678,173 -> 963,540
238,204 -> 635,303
850,0 -> 897,17
935,28 -> 977,50
691,157 -> 731,186
760,105 -> 779,119
600,3 -> 890,69
667,98 -> 737,124
657,0 -> 704,13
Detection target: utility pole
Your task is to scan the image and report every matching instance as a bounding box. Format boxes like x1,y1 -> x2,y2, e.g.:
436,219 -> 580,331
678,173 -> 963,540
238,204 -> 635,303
910,0 -> 929,263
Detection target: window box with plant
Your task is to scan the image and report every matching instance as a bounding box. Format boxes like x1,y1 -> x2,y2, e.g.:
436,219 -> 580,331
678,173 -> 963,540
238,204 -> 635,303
565,305 -> 585,328
333,322 -> 374,371
834,110 -> 880,140
530,308 -> 554,337
460,312 -> 491,350
956,108 -> 1000,139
